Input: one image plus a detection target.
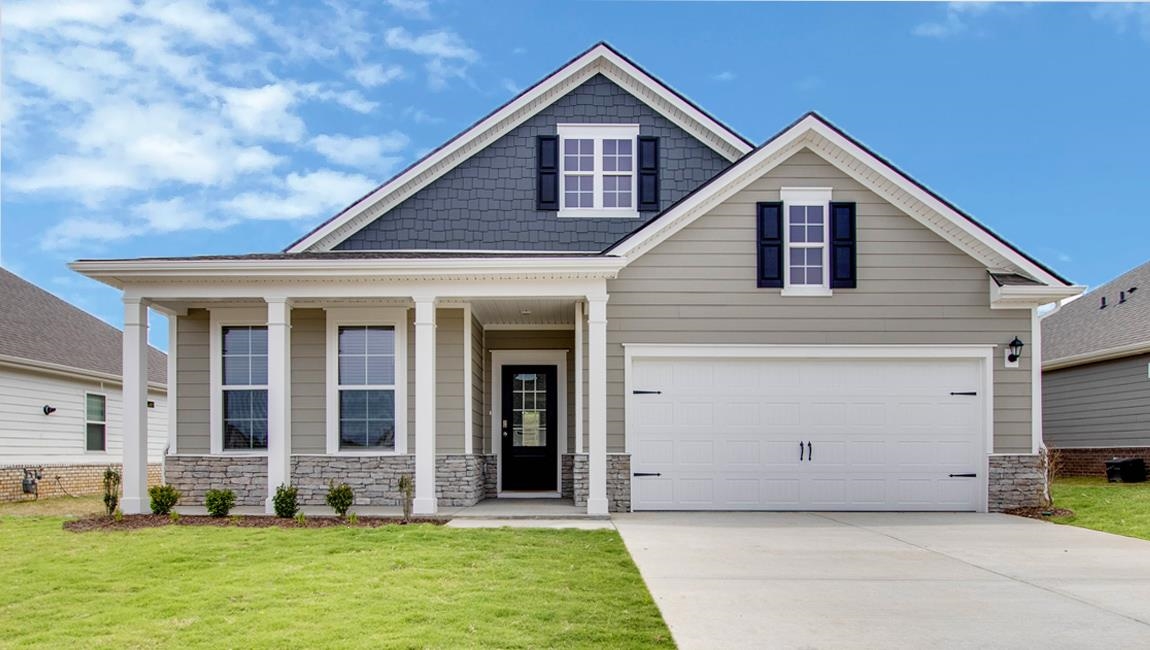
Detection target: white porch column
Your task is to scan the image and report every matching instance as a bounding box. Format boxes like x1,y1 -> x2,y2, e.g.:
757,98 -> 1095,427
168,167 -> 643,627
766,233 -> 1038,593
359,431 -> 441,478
265,297 -> 292,513
121,297 -> 149,514
587,294 -> 609,515
413,297 -> 438,514
574,301 -> 584,454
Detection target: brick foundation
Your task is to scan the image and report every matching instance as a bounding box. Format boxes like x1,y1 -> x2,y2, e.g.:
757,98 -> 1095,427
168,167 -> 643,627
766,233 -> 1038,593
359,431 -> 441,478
1,463 -> 162,503
988,454 -> 1046,511
571,453 -> 630,512
1051,447 -> 1150,477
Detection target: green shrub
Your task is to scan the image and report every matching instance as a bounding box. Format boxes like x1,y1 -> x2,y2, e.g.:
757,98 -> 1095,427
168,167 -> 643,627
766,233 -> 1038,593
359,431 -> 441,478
102,467 -> 121,517
294,511 -> 307,526
169,511 -> 180,524
148,484 -> 181,515
205,489 -> 236,517
273,484 -> 299,518
325,481 -> 354,517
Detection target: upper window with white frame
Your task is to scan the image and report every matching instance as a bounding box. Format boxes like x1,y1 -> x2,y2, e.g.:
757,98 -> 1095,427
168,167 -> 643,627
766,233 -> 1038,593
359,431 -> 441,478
336,326 -> 396,451
780,187 -> 834,296
221,326 -> 269,450
85,393 -> 106,452
557,124 -> 640,217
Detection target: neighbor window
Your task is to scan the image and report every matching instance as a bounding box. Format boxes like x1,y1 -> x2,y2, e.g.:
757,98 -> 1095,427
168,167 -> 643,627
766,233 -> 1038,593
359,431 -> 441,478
337,326 -> 396,451
557,124 -> 640,216
85,393 -> 106,452
221,325 -> 268,450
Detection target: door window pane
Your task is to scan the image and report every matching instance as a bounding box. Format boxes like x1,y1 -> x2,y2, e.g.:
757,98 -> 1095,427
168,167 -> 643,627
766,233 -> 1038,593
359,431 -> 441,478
512,372 -> 548,447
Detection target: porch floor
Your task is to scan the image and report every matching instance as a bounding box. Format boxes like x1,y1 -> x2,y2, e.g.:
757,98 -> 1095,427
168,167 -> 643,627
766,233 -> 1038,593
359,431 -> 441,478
174,498 -> 602,520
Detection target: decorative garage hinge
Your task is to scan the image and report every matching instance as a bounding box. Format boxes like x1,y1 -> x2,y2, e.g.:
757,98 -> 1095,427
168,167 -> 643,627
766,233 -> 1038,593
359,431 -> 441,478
632,389 -> 662,395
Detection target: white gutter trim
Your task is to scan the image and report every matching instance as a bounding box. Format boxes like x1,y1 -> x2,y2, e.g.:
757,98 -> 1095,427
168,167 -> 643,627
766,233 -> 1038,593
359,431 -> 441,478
1043,340 -> 1150,371
0,354 -> 167,392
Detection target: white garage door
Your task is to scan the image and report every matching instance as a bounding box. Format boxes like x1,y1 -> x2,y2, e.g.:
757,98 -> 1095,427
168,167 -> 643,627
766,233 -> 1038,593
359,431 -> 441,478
630,356 -> 986,511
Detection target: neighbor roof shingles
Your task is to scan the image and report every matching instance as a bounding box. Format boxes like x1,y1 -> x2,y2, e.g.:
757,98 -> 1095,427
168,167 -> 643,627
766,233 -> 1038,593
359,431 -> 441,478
0,269 -> 166,384
1042,260 -> 1150,363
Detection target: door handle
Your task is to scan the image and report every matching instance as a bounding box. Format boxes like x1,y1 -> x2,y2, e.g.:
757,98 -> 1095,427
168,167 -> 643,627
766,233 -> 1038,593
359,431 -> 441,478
800,441 -> 804,461
807,441 -> 812,462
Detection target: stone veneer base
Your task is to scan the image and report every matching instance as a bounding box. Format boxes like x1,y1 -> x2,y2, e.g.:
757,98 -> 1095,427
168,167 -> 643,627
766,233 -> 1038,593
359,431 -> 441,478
988,454 -> 1046,511
1,463 -> 162,503
1052,447 -> 1150,477
571,453 -> 630,513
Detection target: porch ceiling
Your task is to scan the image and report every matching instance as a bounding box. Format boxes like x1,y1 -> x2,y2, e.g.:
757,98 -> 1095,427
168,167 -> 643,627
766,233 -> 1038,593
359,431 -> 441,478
472,298 -> 577,326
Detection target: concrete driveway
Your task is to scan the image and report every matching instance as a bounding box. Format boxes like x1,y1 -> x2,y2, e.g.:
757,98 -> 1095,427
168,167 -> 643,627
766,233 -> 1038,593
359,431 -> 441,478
614,512 -> 1150,649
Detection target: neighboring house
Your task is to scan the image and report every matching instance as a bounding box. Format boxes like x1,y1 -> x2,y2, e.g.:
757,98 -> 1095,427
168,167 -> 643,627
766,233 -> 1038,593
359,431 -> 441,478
1042,260 -> 1150,475
0,268 -> 167,502
72,43 -> 1081,515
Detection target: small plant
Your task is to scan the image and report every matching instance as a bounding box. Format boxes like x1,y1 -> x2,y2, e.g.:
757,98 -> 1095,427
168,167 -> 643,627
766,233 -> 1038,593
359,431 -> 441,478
102,467 -> 121,516
294,511 -> 307,526
113,509 -> 123,523
229,514 -> 240,526
169,511 -> 181,524
273,483 -> 299,518
1042,446 -> 1064,508
148,484 -> 181,515
205,489 -> 236,517
347,512 -> 358,526
325,481 -> 354,518
398,474 -> 414,523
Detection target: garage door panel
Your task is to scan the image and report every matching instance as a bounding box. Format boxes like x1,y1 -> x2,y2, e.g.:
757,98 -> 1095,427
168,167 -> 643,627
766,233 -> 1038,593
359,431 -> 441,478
631,356 -> 985,512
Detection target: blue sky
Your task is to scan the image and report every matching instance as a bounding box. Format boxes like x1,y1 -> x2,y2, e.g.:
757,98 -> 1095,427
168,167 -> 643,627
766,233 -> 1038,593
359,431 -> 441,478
2,1 -> 1148,351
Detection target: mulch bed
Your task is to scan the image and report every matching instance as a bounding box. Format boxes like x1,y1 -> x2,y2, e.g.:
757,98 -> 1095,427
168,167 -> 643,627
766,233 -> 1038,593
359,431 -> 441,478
1005,506 -> 1075,521
64,514 -> 449,532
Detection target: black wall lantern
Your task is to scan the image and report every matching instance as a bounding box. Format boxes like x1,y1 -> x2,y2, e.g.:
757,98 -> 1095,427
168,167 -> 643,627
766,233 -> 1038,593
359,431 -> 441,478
42,405 -> 56,415
1007,337 -> 1024,363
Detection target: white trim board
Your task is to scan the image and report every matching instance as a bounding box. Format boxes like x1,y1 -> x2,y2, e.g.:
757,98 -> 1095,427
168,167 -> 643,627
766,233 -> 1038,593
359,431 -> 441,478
286,43 -> 751,253
489,349 -> 568,496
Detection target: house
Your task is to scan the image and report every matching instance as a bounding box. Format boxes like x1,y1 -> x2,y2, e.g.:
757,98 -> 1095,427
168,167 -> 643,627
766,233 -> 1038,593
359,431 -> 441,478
1042,260 -> 1150,475
0,268 -> 167,501
71,43 -> 1082,515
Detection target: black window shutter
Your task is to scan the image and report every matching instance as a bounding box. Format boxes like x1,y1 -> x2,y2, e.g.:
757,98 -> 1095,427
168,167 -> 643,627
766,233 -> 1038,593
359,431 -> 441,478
829,202 -> 857,288
756,202 -> 784,288
637,136 -> 659,211
537,135 -> 559,210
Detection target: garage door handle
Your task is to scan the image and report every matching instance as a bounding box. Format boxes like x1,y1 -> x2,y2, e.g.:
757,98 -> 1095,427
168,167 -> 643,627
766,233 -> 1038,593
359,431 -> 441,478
948,473 -> 977,478
807,441 -> 812,462
799,441 -> 804,461
633,472 -> 662,477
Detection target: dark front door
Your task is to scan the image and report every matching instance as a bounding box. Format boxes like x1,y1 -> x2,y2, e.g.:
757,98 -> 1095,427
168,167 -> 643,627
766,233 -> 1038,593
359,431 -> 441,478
501,365 -> 558,491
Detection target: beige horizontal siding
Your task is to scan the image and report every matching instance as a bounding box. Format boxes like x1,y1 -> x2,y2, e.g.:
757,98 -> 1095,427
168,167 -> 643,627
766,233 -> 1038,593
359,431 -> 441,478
472,315 -> 485,454
176,310 -> 209,453
607,148 -> 1032,454
436,309 -> 465,453
290,309 -> 326,454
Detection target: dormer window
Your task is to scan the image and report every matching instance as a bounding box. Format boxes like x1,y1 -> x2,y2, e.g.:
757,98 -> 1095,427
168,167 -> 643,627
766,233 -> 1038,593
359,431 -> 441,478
556,124 -> 641,218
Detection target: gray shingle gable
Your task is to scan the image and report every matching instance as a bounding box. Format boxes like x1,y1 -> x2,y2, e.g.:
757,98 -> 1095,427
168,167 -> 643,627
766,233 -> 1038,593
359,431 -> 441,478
335,74 -> 731,252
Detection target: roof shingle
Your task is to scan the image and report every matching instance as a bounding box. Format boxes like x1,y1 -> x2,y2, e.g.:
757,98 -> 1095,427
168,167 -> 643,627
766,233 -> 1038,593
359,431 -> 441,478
1042,260 -> 1150,363
0,269 -> 166,384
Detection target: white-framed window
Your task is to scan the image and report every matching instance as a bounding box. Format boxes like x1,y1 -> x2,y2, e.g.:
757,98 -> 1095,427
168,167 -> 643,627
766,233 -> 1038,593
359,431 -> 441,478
781,187 -> 834,297
325,307 -> 408,455
557,124 -> 640,218
85,392 -> 106,452
209,309 -> 269,455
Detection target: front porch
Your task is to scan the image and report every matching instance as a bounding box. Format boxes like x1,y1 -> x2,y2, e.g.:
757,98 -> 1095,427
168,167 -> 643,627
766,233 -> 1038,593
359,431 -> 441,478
105,262 -> 621,516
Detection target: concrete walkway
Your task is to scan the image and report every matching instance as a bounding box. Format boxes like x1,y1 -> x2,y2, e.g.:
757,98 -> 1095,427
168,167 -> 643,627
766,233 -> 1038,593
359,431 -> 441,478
614,512 -> 1150,649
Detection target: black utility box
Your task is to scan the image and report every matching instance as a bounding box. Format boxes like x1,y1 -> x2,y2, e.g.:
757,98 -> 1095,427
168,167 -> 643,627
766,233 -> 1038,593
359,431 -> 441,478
1105,458 -> 1147,483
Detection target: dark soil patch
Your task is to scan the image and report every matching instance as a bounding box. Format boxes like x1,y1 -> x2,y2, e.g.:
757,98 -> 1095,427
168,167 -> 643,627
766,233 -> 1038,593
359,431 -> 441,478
1005,506 -> 1075,521
64,514 -> 449,532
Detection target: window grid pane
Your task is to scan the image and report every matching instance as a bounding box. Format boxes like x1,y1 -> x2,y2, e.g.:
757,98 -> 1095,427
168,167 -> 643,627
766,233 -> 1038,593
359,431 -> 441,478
338,326 -> 396,387
86,423 -> 106,451
339,388 -> 396,450
223,388 -> 269,449
787,205 -> 827,287
86,394 -> 106,423
564,174 -> 593,208
222,326 -> 268,386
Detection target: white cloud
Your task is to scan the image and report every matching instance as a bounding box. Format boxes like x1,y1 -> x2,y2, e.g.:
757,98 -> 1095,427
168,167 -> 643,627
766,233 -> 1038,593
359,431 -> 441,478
223,170 -> 378,221
40,218 -> 136,251
310,133 -> 409,169
39,197 -> 232,251
3,0 -> 134,32
222,84 -> 305,142
402,107 -> 441,124
712,71 -> 735,82
385,0 -> 432,20
384,27 -> 478,62
137,0 -> 255,46
1093,4 -> 1150,42
350,63 -> 405,87
913,2 -> 993,38
500,78 -> 521,95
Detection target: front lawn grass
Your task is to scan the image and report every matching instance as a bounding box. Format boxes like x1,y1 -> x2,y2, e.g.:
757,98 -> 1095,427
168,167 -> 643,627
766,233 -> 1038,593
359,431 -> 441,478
0,516 -> 672,648
1051,477 -> 1150,542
